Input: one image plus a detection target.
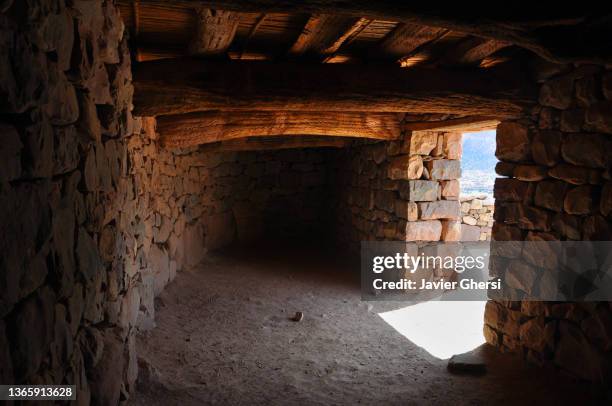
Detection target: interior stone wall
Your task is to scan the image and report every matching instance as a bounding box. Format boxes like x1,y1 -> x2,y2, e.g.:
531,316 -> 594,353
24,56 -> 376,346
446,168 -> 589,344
484,64 -> 612,382
0,1 -> 142,403
0,2 -> 335,402
333,129 -> 463,251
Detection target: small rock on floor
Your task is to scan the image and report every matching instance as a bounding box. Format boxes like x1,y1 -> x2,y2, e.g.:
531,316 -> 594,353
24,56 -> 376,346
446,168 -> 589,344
290,311 -> 304,322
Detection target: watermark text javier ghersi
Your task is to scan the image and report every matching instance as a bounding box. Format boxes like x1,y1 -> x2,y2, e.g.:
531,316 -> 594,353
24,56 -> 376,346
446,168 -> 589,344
370,252 -> 501,291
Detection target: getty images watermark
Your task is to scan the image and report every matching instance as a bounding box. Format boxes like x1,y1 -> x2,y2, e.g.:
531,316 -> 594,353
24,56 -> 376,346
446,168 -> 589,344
360,241 -> 612,301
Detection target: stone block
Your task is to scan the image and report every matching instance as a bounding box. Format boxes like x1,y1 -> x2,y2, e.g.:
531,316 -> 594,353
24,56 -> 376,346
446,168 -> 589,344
561,133 -> 608,168
387,155 -> 423,180
441,220 -> 461,241
564,185 -> 593,215
398,180 -> 439,201
496,122 -> 530,162
504,260 -> 538,295
534,180 -> 568,212
484,301 -> 523,338
513,165 -> 548,181
494,178 -> 529,202
394,200 -> 418,221
520,317 -> 555,353
403,131 -> 438,155
374,190 -> 396,212
560,109 -> 584,132
443,132 -> 462,159
539,74 -> 574,109
404,220 -> 442,241
552,213 -> 582,240
460,224 -> 481,241
440,180 -> 460,199
548,164 -> 590,185
518,205 -> 551,231
462,216 -> 478,226
585,101 -> 612,134
418,200 -> 460,220
531,130 -> 561,166
426,159 -> 461,180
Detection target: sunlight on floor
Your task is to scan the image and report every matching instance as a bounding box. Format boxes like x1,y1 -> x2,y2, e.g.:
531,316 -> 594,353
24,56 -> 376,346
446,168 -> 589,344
378,301 -> 486,360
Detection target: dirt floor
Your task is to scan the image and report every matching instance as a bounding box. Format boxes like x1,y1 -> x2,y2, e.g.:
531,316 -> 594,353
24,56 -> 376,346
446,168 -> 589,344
130,245 -> 606,406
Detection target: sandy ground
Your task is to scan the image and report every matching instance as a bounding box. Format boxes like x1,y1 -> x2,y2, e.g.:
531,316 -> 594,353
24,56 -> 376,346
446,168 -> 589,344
130,245 -> 606,406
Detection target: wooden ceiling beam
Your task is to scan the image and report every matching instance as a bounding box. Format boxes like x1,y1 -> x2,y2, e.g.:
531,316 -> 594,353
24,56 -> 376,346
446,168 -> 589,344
188,8 -> 239,56
288,14 -> 370,59
403,115 -> 500,132
140,0 -> 612,64
198,136 -> 352,152
156,110 -> 403,147
133,58 -> 535,117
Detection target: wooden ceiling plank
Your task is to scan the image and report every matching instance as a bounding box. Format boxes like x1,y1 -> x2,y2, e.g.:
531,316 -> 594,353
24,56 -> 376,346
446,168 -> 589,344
440,37 -> 512,66
141,0 -> 610,64
237,13 -> 267,59
133,58 -> 534,117
157,110 -> 403,147
288,15 -> 371,59
377,22 -> 447,60
188,8 -> 240,55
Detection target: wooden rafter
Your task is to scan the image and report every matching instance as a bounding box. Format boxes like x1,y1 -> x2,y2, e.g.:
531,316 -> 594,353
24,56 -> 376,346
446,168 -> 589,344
188,8 -> 239,56
236,13 -> 267,59
288,14 -> 369,59
156,111 -> 403,147
133,58 -> 534,117
376,22 -> 447,61
439,37 -> 511,66
140,0 -> 612,64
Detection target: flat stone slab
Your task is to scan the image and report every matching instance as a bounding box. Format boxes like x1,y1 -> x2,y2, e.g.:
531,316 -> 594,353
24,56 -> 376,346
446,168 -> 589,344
447,351 -> 487,375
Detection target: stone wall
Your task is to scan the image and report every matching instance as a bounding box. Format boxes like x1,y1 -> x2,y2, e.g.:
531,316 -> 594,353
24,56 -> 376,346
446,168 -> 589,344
484,64 -> 612,382
333,130 -> 463,250
460,196 -> 494,241
0,0 -> 142,403
0,2 -> 335,401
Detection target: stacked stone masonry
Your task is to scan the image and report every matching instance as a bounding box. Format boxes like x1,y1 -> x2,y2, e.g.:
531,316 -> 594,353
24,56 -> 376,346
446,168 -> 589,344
333,129 -> 463,249
1,1 -> 612,401
460,196 -> 494,241
0,2 -> 336,401
485,64 -> 612,382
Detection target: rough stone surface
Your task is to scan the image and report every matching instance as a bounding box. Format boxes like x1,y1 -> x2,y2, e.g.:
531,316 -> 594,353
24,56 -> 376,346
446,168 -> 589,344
487,65 -> 612,383
426,159 -> 461,180
496,122 -> 531,162
404,221 -> 442,241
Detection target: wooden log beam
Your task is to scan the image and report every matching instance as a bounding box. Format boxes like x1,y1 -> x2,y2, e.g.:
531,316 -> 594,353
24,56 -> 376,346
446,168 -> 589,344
139,1 -> 612,64
403,115 -> 500,132
133,58 -> 534,117
197,136 -> 352,152
156,111 -> 403,147
289,14 -> 370,59
188,9 -> 239,56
